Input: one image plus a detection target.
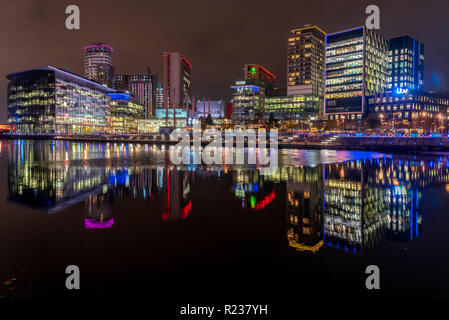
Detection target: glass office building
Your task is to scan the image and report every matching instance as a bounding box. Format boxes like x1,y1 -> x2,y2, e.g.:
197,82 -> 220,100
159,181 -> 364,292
325,27 -> 389,120
108,93 -> 144,134
264,94 -> 320,120
388,36 -> 424,92
231,79 -> 271,121
7,66 -> 115,135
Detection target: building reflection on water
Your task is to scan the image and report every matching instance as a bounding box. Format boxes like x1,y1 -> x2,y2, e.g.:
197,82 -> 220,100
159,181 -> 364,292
6,140 -> 449,255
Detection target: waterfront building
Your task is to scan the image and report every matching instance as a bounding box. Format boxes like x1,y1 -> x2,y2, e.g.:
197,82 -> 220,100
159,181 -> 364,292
264,89 -> 320,121
7,66 -> 115,135
388,36 -> 424,92
368,90 -> 449,130
107,92 -> 144,134
325,26 -> 389,120
231,79 -> 272,122
83,43 -> 115,87
287,25 -> 326,117
231,63 -> 276,122
196,100 -> 226,118
161,52 -> 192,111
114,72 -> 156,119
138,118 -> 166,133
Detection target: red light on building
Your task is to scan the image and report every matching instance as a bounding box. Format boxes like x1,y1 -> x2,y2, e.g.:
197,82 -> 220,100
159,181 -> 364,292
227,103 -> 233,118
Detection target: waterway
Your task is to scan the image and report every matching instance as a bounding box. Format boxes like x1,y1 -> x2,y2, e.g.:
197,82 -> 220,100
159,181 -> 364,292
1,139 -> 449,303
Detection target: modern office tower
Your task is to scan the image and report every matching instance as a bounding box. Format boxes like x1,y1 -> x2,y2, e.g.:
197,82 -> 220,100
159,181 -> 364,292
388,36 -> 424,92
7,66 -> 115,135
231,64 -> 275,121
161,52 -> 192,112
114,72 -> 155,119
107,92 -> 144,134
196,100 -> 226,118
325,26 -> 389,120
84,43 -> 115,87
155,83 -> 164,109
244,63 -> 276,85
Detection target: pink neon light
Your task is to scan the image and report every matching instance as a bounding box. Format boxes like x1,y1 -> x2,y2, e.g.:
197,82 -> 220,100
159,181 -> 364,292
84,45 -> 114,53
84,218 -> 114,229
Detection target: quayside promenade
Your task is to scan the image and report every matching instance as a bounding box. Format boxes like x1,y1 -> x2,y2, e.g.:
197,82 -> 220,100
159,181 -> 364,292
3,133 -> 449,152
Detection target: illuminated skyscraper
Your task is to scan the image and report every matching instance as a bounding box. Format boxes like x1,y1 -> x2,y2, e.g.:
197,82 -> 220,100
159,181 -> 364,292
287,25 -> 326,117
83,43 -> 115,87
287,25 -> 326,96
325,26 -> 388,120
161,52 -> 192,110
388,36 -> 424,92
114,72 -> 156,119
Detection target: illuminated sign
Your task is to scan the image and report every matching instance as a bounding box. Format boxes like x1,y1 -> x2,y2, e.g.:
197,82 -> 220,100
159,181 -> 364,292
251,66 -> 257,75
155,108 -> 188,118
396,88 -> 409,94
107,93 -> 130,101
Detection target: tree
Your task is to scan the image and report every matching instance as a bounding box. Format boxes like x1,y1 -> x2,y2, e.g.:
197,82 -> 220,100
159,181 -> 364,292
364,114 -> 381,130
268,112 -> 276,125
205,114 -> 213,125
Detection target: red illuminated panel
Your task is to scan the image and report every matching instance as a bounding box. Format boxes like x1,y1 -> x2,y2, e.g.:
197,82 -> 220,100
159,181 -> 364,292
254,191 -> 276,210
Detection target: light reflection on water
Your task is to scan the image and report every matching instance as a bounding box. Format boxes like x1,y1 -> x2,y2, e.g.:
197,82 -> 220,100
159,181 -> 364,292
2,139 -> 449,299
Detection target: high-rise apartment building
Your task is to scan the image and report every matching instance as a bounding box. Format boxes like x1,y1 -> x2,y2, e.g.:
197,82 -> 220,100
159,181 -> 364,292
287,25 -> 326,97
114,72 -> 156,119
325,26 -> 389,120
285,25 -> 326,118
155,83 -> 164,109
388,36 -> 424,93
83,43 -> 115,87
161,52 -> 192,111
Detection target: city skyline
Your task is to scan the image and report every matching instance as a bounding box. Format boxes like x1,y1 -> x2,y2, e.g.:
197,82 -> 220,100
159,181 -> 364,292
1,0 -> 449,124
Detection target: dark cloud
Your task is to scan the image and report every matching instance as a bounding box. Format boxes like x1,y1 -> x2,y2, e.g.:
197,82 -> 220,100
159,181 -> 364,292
1,0 -> 449,122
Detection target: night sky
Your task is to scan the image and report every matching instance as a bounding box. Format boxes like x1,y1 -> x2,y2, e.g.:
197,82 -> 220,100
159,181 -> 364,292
1,0 -> 448,123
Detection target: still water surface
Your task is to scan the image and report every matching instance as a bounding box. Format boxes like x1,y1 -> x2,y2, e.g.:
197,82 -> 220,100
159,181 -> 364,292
1,139 -> 449,302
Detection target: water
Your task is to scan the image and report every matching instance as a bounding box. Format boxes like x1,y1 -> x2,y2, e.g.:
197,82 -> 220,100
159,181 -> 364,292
1,139 -> 449,304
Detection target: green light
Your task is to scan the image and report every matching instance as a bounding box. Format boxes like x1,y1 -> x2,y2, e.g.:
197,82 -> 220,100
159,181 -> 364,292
250,195 -> 256,208
251,67 -> 257,75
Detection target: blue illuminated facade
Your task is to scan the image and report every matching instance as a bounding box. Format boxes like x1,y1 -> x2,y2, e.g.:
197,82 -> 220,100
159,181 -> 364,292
388,36 -> 424,92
